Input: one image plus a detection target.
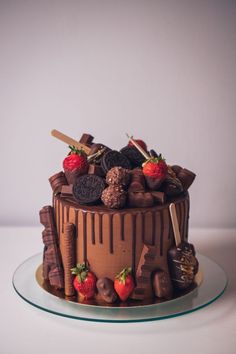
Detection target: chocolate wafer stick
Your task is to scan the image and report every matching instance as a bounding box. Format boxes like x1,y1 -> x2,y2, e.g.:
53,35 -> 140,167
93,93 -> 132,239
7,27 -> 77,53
126,133 -> 151,160
51,129 -> 91,155
61,223 -> 76,296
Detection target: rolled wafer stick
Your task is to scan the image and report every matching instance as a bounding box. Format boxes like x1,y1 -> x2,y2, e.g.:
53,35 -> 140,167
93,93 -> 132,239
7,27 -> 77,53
126,133 -> 151,160
51,129 -> 91,155
61,223 -> 76,296
169,203 -> 182,246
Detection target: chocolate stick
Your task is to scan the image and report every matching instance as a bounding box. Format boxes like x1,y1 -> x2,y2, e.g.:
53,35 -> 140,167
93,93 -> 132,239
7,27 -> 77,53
169,203 -> 181,247
51,129 -> 91,155
61,223 -> 76,296
126,133 -> 151,160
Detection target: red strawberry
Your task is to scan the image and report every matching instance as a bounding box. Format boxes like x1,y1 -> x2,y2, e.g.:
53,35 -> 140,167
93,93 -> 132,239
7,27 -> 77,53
71,263 -> 97,299
142,154 -> 168,179
114,267 -> 134,301
63,145 -> 88,173
128,139 -> 147,151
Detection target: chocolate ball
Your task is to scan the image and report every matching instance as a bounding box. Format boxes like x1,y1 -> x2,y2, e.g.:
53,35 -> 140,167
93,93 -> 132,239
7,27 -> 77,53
96,277 -> 118,303
101,185 -> 127,209
106,166 -> 130,187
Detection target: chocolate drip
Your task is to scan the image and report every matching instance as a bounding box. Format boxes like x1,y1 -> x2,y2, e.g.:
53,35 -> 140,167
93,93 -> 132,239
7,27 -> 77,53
152,212 -> 156,246
82,212 -> 87,261
108,214 -> 114,254
141,212 -> 145,242
91,213 -> 95,244
119,213 -> 125,241
75,210 -> 79,239
160,211 -> 164,256
132,214 -> 137,272
98,213 -> 103,244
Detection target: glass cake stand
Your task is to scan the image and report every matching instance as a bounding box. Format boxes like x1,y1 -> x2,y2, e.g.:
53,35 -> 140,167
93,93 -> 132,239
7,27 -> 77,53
12,253 -> 227,322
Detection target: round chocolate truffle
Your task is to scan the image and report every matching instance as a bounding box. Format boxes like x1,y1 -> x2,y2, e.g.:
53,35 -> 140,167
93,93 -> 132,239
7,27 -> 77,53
106,166 -> 130,187
101,185 -> 127,209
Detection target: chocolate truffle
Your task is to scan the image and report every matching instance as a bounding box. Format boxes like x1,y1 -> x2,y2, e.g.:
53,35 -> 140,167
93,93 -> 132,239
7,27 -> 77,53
106,166 -> 130,187
96,277 -> 118,303
101,185 -> 127,209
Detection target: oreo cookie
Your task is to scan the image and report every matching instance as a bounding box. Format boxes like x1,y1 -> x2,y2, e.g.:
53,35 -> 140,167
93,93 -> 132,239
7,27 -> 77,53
101,150 -> 131,173
120,146 -> 146,168
73,174 -> 105,205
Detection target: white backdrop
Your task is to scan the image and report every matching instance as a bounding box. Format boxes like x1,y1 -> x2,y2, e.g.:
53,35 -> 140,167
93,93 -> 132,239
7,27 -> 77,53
0,0 -> 236,227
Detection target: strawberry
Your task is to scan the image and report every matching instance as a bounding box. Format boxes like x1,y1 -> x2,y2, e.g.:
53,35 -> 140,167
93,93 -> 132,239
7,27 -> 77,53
63,145 -> 88,173
142,154 -> 168,179
71,263 -> 97,299
114,267 -> 134,301
128,139 -> 147,152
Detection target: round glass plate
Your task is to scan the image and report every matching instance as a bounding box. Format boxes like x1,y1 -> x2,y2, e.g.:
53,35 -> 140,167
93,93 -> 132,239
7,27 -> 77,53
12,253 -> 227,322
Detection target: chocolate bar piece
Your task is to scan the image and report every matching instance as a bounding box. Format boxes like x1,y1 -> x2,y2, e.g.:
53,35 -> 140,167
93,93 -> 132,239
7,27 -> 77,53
177,168 -> 196,191
96,277 -> 118,303
49,171 -> 68,194
128,192 -> 154,208
60,184 -> 73,198
152,269 -> 173,299
151,191 -> 166,204
162,177 -> 183,196
128,169 -> 145,192
73,174 -> 105,205
88,163 -> 105,177
79,133 -> 94,146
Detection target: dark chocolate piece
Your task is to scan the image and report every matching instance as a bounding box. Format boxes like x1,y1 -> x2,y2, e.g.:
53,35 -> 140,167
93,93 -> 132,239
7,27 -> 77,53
60,184 -> 73,198
79,133 -> 94,146
101,150 -> 131,173
88,163 -> 105,177
128,192 -> 154,208
151,191 -> 166,204
171,165 -> 182,175
162,177 -> 183,196
106,166 -> 130,186
128,169 -> 146,192
96,277 -> 118,303
152,269 -> 173,299
101,185 -> 127,209
177,168 -> 196,191
145,175 -> 165,191
120,146 -> 146,168
168,241 -> 199,290
49,171 -> 68,194
40,206 -> 64,289
73,174 -> 105,205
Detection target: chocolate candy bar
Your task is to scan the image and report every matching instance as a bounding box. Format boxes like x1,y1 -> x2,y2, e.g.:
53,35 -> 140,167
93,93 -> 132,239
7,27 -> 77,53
49,171 -> 68,194
162,177 -> 183,196
79,133 -> 94,146
151,191 -> 166,204
96,277 -> 118,303
168,203 -> 198,290
128,169 -> 145,192
152,269 -> 173,299
73,174 -> 105,205
120,146 -> 146,168
101,150 -> 131,173
128,192 -> 154,208
60,184 -> 73,198
177,168 -> 196,191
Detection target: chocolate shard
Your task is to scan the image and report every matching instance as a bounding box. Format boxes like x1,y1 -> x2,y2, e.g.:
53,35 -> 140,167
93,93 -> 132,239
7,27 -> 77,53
79,133 -> 94,146
61,223 -> 76,297
96,277 -> 118,303
60,184 -> 73,198
177,168 -> 196,191
40,206 -> 64,289
128,192 -> 154,208
168,241 -> 199,290
49,171 -> 68,194
88,163 -> 105,177
152,269 -> 173,299
151,191 -> 166,204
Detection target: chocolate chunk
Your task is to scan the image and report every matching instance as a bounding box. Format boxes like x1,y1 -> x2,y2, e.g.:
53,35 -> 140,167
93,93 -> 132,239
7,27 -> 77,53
128,169 -> 146,192
96,277 -> 118,303
177,168 -> 196,191
162,177 -> 183,196
168,241 -> 199,290
73,174 -> 105,205
151,191 -> 166,204
60,184 -> 73,198
120,146 -> 146,168
106,166 -> 130,186
152,269 -> 173,299
145,175 -> 165,191
88,163 -> 105,177
171,165 -> 182,175
128,192 -> 154,208
101,185 -> 127,209
79,133 -> 94,146
101,150 -> 131,173
49,171 -> 68,194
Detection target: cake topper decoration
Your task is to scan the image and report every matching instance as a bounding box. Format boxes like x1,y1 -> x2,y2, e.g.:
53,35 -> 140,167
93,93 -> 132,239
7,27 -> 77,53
51,129 -> 92,155
126,133 -> 151,160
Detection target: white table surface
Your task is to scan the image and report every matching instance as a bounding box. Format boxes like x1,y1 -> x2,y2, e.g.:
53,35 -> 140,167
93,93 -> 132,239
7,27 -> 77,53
1,227 -> 235,354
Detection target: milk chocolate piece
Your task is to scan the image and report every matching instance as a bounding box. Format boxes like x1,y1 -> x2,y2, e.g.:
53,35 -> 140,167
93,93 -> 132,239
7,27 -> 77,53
152,269 -> 173,299
128,169 -> 145,192
151,191 -> 166,204
162,177 -> 183,196
49,171 -> 68,194
79,133 -> 94,146
177,168 -> 196,191
120,146 -> 146,168
101,150 -> 131,173
60,184 -> 73,198
88,163 -> 105,177
168,241 -> 199,290
96,277 -> 118,303
40,206 -> 64,289
128,192 -> 154,208
73,174 -> 105,205
61,223 -> 76,296
144,175 -> 165,191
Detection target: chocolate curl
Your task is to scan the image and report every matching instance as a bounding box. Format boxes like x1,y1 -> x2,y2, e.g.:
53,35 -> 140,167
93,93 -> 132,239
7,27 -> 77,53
49,171 -> 68,194
126,133 -> 150,160
61,223 -> 76,297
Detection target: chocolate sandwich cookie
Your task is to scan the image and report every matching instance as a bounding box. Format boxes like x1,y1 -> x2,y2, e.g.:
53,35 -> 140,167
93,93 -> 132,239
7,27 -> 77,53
120,146 -> 146,168
73,174 -> 105,205
101,150 -> 131,173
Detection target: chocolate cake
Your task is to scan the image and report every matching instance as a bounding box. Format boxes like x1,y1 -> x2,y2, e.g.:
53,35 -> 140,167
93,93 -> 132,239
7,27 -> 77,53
40,130 -> 197,305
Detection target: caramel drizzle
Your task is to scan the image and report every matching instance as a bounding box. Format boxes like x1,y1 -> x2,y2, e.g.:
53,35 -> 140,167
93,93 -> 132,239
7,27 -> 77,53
91,213 -> 95,244
82,212 -> 87,261
98,213 -> 103,244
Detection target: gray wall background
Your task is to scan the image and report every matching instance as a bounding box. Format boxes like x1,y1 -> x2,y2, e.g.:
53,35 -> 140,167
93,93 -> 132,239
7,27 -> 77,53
0,0 -> 236,227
